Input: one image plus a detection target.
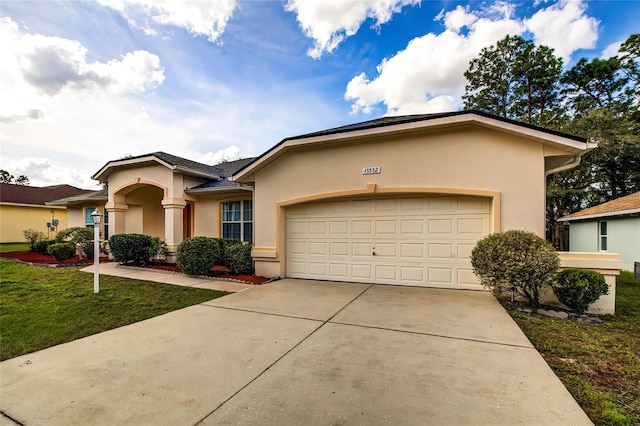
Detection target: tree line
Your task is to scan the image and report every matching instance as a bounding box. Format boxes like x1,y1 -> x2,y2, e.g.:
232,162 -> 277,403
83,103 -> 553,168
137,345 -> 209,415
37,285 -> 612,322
463,34 -> 639,247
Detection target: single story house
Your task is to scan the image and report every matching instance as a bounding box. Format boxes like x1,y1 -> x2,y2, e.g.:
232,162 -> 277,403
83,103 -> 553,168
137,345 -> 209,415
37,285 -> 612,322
0,183 -> 93,243
52,111 -> 623,313
559,192 -> 640,271
47,188 -> 109,239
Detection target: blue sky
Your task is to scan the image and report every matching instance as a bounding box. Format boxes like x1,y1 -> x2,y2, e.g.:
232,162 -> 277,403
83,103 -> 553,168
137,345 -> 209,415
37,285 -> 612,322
1,0 -> 638,188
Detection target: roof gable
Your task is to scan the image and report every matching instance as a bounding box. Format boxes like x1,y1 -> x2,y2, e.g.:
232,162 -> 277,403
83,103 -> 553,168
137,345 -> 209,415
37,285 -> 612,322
0,183 -> 93,206
92,152 -> 226,181
233,110 -> 593,182
560,192 -> 640,221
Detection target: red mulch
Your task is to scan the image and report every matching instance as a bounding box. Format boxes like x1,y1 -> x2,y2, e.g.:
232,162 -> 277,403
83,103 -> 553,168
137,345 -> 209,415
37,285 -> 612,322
143,262 -> 269,285
0,251 -> 108,266
1,251 -> 269,284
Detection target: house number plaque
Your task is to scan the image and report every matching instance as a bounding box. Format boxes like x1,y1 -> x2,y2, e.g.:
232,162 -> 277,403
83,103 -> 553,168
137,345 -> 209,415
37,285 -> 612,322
362,166 -> 381,175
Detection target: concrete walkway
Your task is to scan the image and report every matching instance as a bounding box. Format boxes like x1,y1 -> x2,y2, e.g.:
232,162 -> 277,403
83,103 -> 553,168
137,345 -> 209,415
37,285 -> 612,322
79,262 -> 254,293
0,279 -> 592,425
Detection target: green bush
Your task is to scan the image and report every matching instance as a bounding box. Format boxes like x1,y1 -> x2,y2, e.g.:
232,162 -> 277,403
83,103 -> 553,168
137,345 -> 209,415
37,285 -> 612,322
23,229 -> 44,251
225,243 -> 254,275
108,234 -> 152,265
553,269 -> 609,314
176,237 -> 221,276
56,227 -> 95,259
149,237 -> 168,261
471,230 -> 560,308
47,242 -> 76,262
34,239 -> 55,255
217,238 -> 243,266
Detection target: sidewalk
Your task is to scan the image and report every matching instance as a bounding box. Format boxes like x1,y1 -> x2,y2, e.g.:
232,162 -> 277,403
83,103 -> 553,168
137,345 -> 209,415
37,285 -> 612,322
80,262 -> 254,293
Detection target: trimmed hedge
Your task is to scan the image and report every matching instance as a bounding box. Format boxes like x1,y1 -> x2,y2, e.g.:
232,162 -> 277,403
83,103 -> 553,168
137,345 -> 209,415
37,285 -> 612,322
47,242 -> 76,262
56,226 -> 95,259
108,233 -> 152,265
471,230 -> 559,308
217,238 -> 243,265
553,269 -> 609,314
34,239 -> 56,255
225,243 -> 254,275
176,237 -> 221,276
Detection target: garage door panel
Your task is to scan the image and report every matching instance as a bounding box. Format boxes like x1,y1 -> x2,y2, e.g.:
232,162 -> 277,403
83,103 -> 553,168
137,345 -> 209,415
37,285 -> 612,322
352,220 -> 372,234
401,243 -> 424,258
286,195 -> 490,288
428,219 -> 453,234
309,242 -> 327,255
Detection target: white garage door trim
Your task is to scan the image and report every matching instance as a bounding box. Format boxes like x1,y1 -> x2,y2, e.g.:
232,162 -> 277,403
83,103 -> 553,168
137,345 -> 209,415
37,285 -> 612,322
286,195 -> 490,289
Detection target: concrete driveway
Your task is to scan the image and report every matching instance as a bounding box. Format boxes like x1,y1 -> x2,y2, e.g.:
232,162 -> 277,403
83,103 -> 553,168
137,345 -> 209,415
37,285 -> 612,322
1,279 -> 591,425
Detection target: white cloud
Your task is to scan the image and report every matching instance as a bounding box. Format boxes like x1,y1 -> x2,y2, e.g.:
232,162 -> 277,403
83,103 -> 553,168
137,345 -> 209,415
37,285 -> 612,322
1,157 -> 100,189
199,146 -> 241,166
524,0 -> 599,62
96,0 -> 237,43
285,0 -> 420,59
345,4 -> 523,115
345,0 -> 600,116
601,40 -> 623,59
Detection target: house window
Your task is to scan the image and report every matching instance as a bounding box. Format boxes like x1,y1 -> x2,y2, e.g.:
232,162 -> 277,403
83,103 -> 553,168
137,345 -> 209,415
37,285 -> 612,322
85,207 -> 97,228
222,200 -> 252,242
103,210 -> 109,240
599,221 -> 607,251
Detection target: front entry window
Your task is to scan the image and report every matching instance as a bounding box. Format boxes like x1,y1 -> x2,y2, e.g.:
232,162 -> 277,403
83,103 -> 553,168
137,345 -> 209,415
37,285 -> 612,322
222,200 -> 252,242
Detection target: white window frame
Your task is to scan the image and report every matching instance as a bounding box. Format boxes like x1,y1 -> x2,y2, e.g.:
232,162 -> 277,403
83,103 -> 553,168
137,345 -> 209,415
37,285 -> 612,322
222,200 -> 253,242
598,220 -> 607,252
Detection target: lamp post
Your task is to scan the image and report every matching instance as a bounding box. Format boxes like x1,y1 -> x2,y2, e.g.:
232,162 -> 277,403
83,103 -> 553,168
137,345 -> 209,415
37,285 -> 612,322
90,209 -> 103,294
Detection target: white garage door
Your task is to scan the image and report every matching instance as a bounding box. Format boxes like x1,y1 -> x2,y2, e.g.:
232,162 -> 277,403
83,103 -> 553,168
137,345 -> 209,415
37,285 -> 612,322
286,195 -> 491,288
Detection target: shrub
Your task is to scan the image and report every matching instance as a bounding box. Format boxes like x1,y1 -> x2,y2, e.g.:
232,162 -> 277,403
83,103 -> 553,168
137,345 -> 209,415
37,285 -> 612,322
23,229 -> 44,251
56,227 -> 95,259
176,237 -> 220,276
149,237 -> 168,261
226,243 -> 254,275
217,238 -> 243,266
553,269 -> 609,314
471,230 -> 560,308
34,239 -> 55,255
47,242 -> 76,262
108,233 -> 152,265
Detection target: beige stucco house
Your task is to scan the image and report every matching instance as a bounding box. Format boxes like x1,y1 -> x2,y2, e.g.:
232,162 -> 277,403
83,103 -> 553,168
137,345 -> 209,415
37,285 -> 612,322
54,111 -> 623,312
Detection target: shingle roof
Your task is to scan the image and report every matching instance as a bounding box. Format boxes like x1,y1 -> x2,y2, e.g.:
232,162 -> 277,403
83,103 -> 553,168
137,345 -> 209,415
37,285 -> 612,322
151,152 -> 226,177
46,188 -> 108,206
560,192 -> 640,221
92,151 -> 227,181
212,157 -> 256,177
286,110 -> 588,143
0,183 -> 93,206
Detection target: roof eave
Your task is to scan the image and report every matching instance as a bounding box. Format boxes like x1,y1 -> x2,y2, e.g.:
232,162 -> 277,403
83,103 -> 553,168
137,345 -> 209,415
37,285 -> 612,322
185,185 -> 254,195
559,208 -> 640,222
233,112 -> 591,183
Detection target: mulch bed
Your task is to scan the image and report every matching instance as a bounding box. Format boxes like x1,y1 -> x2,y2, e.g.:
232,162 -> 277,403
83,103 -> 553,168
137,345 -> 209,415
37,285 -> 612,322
1,251 -> 270,285
0,251 -> 108,266
142,262 -> 270,285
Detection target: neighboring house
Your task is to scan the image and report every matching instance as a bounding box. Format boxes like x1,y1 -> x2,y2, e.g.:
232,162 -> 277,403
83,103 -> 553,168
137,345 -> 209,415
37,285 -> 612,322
47,188 -> 109,239
559,192 -> 640,271
0,183 -> 93,243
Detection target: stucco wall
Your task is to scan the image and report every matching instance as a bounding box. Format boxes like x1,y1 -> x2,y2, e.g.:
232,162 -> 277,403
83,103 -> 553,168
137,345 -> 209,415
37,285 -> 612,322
0,204 -> 68,243
251,127 -> 549,276
570,218 -> 640,271
125,186 -> 165,237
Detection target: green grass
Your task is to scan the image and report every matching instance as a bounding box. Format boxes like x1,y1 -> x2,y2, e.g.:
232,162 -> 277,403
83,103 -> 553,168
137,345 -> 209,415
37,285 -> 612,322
506,272 -> 640,426
0,243 -> 30,253
0,259 -> 229,361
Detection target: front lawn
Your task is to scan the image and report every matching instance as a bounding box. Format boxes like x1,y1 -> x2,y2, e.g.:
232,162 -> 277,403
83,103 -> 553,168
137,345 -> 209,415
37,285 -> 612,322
505,270 -> 640,425
0,243 -> 29,253
0,259 -> 228,361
